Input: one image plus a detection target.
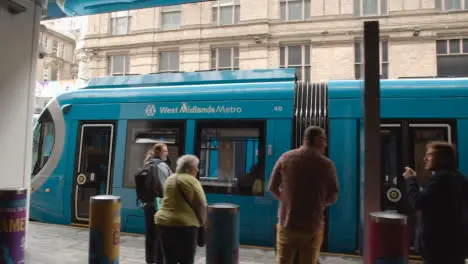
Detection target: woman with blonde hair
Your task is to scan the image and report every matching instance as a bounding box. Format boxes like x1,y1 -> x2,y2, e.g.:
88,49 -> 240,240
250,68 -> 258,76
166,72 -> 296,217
137,143 -> 172,264
155,154 -> 207,264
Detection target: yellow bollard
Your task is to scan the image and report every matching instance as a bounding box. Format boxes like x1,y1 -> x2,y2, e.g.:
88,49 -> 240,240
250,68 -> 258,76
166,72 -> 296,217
88,195 -> 121,264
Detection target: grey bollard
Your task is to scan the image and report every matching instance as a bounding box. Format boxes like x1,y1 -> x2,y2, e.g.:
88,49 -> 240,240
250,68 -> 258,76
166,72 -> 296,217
206,203 -> 240,264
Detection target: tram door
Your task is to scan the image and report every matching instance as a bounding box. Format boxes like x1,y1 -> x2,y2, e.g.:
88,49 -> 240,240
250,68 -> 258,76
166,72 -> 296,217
72,122 -> 116,223
380,121 -> 454,254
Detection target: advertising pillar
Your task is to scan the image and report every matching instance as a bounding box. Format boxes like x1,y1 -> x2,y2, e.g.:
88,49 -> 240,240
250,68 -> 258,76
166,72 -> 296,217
88,195 -> 121,264
0,188 -> 27,264
206,203 -> 240,264
365,211 -> 408,264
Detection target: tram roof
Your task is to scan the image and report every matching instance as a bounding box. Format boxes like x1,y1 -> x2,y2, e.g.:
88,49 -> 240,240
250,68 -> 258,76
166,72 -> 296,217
328,78 -> 468,99
57,69 -> 296,104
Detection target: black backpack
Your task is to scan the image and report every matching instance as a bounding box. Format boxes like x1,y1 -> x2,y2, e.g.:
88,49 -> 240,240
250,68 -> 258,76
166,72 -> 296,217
134,160 -> 162,205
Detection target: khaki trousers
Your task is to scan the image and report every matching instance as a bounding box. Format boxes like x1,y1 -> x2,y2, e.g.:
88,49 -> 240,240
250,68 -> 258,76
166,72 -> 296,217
276,225 -> 324,264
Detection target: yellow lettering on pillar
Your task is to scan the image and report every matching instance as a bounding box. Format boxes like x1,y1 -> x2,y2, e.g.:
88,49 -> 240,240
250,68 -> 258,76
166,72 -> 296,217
9,219 -> 20,232
2,220 -> 8,232
19,218 -> 25,231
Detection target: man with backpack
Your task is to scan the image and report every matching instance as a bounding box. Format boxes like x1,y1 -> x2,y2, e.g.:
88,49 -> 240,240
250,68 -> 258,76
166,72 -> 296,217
135,143 -> 173,264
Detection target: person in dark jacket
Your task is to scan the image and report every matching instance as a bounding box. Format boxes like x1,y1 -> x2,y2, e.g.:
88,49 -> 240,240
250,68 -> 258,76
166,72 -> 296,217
402,141 -> 466,264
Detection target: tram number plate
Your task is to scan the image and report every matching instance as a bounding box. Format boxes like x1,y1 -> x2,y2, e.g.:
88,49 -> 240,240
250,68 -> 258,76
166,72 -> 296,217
273,106 -> 283,112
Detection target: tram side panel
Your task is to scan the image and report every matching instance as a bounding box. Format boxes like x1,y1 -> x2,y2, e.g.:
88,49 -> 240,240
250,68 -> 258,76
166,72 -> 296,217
327,115 -> 360,253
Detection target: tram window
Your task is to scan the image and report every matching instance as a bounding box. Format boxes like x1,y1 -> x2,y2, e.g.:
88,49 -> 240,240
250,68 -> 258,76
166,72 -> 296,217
196,121 -> 266,196
123,120 -> 183,187
31,110 -> 55,176
409,124 -> 451,186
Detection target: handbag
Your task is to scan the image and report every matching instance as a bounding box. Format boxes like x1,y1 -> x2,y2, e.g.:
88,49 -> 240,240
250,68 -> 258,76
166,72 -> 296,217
175,175 -> 207,247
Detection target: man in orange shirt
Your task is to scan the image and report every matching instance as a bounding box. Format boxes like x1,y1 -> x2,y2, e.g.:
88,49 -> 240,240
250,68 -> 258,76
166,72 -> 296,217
269,126 -> 339,264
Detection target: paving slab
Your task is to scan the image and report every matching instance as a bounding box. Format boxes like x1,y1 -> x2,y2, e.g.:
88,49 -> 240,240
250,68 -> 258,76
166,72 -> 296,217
24,221 -> 419,264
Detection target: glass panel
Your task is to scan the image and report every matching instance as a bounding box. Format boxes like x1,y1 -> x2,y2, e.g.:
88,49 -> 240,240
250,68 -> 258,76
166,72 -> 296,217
115,17 -> 128,35
354,63 -> 362,79
304,66 -> 311,81
466,0 -> 468,9
162,11 -> 181,30
435,0 -> 442,9
436,40 -> 447,55
211,49 -> 217,69
212,7 -> 218,23
382,40 -> 388,62
75,125 -> 113,220
380,126 -> 401,211
233,47 -> 239,68
218,47 -> 233,68
363,0 -> 378,15
124,120 -> 184,187
463,39 -> 468,53
234,5 -> 240,23
354,42 -> 362,63
287,45 -> 302,65
381,62 -> 389,79
437,55 -> 468,77
220,6 -> 233,25
381,0 -> 387,14
160,51 -> 179,72
32,109 -> 55,177
449,39 -> 460,53
280,46 -> 285,66
410,126 -> 449,187
198,122 -> 265,196
111,55 -> 125,74
304,0 -> 311,19
294,66 -> 303,80
445,0 -> 461,10
288,0 -> 303,20
280,2 -> 286,21
305,45 -> 310,65
50,67 -> 58,81
354,0 -> 361,15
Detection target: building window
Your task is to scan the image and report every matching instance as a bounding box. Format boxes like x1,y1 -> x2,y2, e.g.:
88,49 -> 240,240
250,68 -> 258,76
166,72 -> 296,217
436,39 -> 468,77
354,40 -> 389,79
107,55 -> 130,76
436,0 -> 468,10
280,44 -> 311,81
50,66 -> 58,81
210,47 -> 239,70
354,0 -> 387,16
161,6 -> 181,30
52,40 -> 59,56
280,0 -> 311,21
110,11 -> 131,35
212,0 -> 240,25
159,51 -> 180,72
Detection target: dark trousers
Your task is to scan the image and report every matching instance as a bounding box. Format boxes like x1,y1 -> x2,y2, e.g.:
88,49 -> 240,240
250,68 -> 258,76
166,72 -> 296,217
143,204 -> 163,264
157,225 -> 197,264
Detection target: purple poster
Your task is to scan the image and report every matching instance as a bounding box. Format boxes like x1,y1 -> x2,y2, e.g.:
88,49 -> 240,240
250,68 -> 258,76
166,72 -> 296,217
0,191 -> 27,264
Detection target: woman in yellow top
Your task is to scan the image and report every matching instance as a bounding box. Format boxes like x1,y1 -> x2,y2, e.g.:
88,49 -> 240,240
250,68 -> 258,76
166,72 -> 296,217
155,154 -> 207,264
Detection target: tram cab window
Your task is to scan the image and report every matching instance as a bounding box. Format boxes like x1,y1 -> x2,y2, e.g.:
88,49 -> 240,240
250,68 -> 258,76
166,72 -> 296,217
32,110 -> 55,176
196,121 -> 266,196
410,124 -> 451,187
123,120 -> 183,187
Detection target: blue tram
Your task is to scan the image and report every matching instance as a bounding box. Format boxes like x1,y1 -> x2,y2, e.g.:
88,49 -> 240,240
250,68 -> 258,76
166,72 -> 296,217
30,68 -> 468,255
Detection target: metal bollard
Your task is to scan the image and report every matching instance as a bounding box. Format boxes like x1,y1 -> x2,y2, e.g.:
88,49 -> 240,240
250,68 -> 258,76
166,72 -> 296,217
0,188 -> 27,264
365,211 -> 408,264
88,195 -> 121,264
206,203 -> 240,264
